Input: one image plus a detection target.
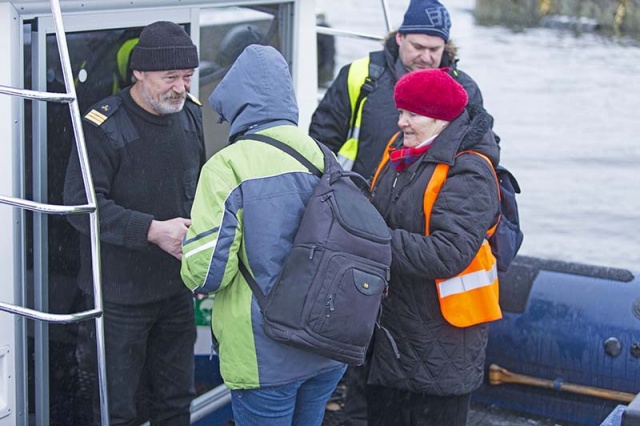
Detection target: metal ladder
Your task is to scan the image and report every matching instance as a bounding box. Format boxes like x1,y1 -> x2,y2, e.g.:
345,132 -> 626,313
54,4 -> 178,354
0,0 -> 109,424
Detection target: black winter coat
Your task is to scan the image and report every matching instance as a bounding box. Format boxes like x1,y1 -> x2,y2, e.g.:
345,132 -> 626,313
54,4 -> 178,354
367,104 -> 500,396
310,36 -> 484,181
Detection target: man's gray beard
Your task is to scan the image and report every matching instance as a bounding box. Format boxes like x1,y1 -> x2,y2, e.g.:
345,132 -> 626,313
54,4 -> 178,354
141,87 -> 186,115
153,96 -> 186,115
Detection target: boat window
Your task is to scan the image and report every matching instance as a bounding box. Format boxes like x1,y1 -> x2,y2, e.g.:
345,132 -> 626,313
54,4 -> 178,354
199,4 -> 293,157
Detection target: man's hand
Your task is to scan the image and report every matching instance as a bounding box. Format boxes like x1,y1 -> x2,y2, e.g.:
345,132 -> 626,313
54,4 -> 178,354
147,217 -> 192,260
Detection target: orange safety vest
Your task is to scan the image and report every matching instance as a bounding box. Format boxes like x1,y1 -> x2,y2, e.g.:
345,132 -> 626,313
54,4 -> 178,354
371,133 -> 502,328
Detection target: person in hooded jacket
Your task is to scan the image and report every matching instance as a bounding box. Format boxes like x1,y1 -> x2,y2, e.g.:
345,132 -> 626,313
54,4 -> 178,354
366,68 -> 502,425
310,0 -> 485,181
180,44 -> 347,426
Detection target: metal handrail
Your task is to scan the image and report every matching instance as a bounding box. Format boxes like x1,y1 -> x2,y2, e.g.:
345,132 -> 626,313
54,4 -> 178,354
0,0 -> 110,424
0,302 -> 102,324
0,195 -> 95,214
140,384 -> 232,426
189,385 -> 232,423
0,85 -> 74,103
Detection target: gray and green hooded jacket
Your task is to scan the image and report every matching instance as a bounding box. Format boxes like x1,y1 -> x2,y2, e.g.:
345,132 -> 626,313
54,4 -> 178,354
181,45 -> 344,390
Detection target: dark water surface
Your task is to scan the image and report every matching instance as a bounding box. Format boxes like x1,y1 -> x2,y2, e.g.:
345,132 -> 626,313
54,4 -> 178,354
316,0 -> 640,272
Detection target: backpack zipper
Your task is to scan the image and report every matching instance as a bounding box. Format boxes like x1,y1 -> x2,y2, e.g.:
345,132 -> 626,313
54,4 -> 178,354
325,294 -> 335,317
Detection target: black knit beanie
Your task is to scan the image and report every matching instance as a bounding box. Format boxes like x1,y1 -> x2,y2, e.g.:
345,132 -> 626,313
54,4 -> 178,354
398,0 -> 451,42
130,21 -> 199,71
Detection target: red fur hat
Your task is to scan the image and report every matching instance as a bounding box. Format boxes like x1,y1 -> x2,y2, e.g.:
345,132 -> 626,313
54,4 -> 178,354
394,68 -> 468,122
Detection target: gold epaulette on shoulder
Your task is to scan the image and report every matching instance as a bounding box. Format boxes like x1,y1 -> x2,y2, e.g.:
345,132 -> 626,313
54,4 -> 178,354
85,109 -> 108,126
84,101 -> 118,126
187,92 -> 202,106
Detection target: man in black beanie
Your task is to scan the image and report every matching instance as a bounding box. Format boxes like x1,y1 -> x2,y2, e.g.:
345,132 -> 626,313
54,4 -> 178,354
64,21 -> 204,426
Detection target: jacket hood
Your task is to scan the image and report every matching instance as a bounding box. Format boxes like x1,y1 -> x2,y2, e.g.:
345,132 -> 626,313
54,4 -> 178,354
208,44 -> 299,138
430,103 -> 500,167
457,103 -> 500,166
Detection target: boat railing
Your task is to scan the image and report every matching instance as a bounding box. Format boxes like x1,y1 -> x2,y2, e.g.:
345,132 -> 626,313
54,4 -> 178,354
139,384 -> 233,426
0,0 -> 110,424
315,26 -> 384,42
315,0 -> 391,41
314,0 -> 390,103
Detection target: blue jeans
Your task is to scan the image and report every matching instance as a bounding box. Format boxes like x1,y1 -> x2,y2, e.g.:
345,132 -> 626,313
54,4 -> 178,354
230,365 -> 347,426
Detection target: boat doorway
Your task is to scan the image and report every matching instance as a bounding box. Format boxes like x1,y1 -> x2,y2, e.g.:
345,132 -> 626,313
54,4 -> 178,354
1,0 -> 317,424
24,11 -> 201,426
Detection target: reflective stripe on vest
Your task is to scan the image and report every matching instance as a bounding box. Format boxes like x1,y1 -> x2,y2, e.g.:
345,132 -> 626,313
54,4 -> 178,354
437,252 -> 499,297
424,153 -> 502,328
337,56 -> 370,170
434,240 -> 500,327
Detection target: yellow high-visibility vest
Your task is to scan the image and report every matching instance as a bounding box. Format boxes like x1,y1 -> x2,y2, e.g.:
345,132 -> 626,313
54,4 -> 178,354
337,56 -> 370,170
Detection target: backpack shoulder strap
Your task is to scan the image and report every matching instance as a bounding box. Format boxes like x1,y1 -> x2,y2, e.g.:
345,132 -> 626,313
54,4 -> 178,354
347,51 -> 385,136
422,151 -> 500,236
241,133 -> 322,178
238,261 -> 268,310
455,150 -> 501,237
238,134 -> 326,310
458,150 -> 501,200
423,163 -> 450,236
368,51 -> 385,80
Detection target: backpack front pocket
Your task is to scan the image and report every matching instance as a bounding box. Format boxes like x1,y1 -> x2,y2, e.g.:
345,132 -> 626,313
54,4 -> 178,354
306,251 -> 387,347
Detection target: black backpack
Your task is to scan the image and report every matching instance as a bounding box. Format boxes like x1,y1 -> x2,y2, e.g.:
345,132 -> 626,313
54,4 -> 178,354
490,165 -> 524,272
238,134 -> 392,365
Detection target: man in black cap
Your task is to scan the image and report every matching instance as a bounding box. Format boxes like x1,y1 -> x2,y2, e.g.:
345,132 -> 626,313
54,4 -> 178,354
310,0 -> 485,181
64,21 -> 205,425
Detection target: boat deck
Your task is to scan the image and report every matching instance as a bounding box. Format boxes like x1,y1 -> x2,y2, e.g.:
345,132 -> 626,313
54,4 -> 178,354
467,402 -> 580,426
322,401 -> 581,426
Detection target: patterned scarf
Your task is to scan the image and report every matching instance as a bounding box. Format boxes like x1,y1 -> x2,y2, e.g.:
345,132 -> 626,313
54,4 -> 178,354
389,143 -> 433,172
